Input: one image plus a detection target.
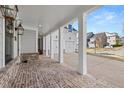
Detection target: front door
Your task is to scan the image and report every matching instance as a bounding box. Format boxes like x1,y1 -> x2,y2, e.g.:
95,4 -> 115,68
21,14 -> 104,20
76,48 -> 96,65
5,18 -> 13,65
5,32 -> 13,64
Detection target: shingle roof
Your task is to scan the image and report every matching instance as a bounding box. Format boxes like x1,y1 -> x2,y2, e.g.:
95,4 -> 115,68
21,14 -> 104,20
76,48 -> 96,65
87,32 -> 94,39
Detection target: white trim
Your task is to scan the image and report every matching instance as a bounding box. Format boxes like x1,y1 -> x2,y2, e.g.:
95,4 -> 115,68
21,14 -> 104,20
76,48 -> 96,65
45,35 -> 49,56
13,20 -> 18,58
43,36 -> 46,54
2,18 -> 5,67
36,30 -> 38,52
50,32 -> 54,59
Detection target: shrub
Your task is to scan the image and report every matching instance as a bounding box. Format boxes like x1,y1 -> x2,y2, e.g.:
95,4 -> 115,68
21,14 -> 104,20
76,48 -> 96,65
112,44 -> 123,47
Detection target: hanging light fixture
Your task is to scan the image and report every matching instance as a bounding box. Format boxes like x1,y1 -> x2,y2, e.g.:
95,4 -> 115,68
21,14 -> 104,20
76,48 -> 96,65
0,5 -> 18,19
0,5 -> 18,34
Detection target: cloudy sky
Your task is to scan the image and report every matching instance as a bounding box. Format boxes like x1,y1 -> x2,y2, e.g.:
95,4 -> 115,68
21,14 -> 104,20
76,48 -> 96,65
87,5 -> 124,37
72,5 -> 124,37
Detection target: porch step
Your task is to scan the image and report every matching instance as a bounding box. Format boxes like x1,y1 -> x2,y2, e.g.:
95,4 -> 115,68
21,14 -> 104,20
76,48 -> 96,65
21,53 -> 39,62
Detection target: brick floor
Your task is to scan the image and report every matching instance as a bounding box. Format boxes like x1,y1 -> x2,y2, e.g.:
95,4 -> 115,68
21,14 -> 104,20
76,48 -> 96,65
0,55 -> 116,88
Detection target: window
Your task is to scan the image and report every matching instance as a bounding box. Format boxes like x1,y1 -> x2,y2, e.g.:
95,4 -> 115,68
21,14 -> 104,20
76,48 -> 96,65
56,35 -> 57,39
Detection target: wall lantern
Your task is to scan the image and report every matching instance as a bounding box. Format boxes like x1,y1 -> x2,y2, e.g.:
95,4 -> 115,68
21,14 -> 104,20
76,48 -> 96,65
15,22 -> 24,35
0,5 -> 18,19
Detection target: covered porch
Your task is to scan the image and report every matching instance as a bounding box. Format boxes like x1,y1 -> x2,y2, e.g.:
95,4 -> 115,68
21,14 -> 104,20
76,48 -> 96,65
0,5 -> 99,74
0,5 -> 116,88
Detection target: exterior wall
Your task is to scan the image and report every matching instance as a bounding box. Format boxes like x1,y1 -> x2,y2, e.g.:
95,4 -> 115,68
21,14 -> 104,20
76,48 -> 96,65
51,28 -> 78,54
52,30 -> 59,54
107,36 -> 116,45
95,33 -> 107,48
0,13 -> 18,68
21,29 -> 37,53
120,37 -> 124,45
63,29 -> 77,53
38,36 -> 43,50
106,32 -> 118,46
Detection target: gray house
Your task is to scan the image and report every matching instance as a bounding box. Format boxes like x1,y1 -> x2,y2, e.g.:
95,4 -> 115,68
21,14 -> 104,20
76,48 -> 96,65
95,32 -> 107,48
87,32 -> 107,48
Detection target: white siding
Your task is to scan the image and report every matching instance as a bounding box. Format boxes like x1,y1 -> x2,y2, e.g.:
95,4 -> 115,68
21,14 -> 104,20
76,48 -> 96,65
21,29 -> 37,53
51,28 -> 77,54
65,41 -> 75,53
107,36 -> 116,45
52,30 -> 59,54
63,29 -> 77,53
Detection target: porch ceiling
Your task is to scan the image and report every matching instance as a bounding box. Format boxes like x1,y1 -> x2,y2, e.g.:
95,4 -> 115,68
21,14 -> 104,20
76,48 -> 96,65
18,5 -> 97,34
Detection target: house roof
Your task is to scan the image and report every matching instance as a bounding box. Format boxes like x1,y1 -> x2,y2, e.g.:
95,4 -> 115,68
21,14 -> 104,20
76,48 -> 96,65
94,32 -> 106,38
87,32 -> 94,39
64,26 -> 78,31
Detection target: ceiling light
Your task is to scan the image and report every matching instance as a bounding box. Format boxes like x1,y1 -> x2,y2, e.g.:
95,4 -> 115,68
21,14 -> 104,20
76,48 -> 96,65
39,24 -> 42,27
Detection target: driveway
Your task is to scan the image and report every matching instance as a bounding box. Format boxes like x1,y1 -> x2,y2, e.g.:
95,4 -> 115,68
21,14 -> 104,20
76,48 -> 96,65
64,53 -> 124,87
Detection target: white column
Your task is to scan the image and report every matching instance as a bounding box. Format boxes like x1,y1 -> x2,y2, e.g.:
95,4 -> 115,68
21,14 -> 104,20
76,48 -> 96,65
50,32 -> 54,59
36,30 -> 38,53
2,18 -> 5,67
58,27 -> 64,63
17,34 -> 21,63
78,13 -> 87,75
19,35 -> 21,52
13,21 -> 18,58
45,35 -> 49,56
0,18 -> 5,68
43,36 -> 46,54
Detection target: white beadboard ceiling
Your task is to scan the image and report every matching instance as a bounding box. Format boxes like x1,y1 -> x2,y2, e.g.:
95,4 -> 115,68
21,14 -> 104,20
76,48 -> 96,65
18,5 -> 98,34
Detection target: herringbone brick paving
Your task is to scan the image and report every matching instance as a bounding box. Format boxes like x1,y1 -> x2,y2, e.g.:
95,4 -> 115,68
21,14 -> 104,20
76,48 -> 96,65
0,55 -> 117,88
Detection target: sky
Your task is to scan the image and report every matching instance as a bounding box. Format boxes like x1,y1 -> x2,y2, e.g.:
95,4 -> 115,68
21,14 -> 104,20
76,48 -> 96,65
72,5 -> 124,37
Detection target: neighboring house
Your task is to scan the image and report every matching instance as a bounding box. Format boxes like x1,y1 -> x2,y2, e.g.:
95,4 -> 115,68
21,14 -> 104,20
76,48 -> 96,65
88,36 -> 95,48
120,37 -> 124,45
87,32 -> 94,48
87,32 -> 107,48
105,32 -> 120,46
95,32 -> 107,48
